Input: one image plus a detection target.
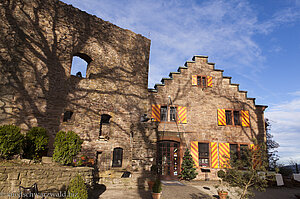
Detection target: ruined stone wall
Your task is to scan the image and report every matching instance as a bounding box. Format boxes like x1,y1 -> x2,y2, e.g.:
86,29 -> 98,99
149,55 -> 267,179
0,0 -> 151,171
0,165 -> 93,198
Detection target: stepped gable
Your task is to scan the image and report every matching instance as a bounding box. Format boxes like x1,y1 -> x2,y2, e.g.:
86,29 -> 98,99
148,55 -> 267,109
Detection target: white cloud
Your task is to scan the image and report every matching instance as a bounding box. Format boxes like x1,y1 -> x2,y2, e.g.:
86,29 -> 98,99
289,90 -> 300,96
62,0 -> 300,164
62,0 -> 300,88
265,96 -> 300,164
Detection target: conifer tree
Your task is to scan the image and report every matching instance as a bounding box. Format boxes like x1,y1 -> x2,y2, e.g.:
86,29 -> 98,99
180,148 -> 198,181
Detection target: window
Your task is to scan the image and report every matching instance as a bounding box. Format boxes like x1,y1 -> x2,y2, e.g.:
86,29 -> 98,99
230,144 -> 249,162
101,114 -> 111,124
230,144 -> 238,162
70,53 -> 92,78
112,147 -> 123,167
225,110 -> 232,125
63,111 -> 73,122
160,106 -> 168,122
240,144 -> 248,161
197,76 -> 207,88
170,107 -> 176,121
160,106 -> 177,122
224,110 -> 242,126
198,143 -> 209,167
99,114 -> 111,137
233,111 -> 241,125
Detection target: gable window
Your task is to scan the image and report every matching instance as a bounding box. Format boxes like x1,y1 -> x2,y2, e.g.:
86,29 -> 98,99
160,106 -> 168,122
197,76 -> 207,88
225,110 -> 232,125
233,111 -> 241,125
170,107 -> 176,122
152,105 -> 187,123
63,111 -> 73,122
198,142 -> 209,167
225,110 -> 242,126
159,106 -> 181,122
112,147 -> 123,167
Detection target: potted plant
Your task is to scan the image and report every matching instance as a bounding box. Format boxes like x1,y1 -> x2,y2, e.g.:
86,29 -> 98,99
152,178 -> 162,199
147,165 -> 157,191
216,170 -> 228,199
217,190 -> 228,199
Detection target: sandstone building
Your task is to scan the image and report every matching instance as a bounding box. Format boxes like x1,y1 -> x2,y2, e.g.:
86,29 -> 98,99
0,0 -> 267,183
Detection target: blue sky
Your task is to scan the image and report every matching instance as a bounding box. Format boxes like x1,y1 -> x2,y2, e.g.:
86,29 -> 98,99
63,0 -> 300,164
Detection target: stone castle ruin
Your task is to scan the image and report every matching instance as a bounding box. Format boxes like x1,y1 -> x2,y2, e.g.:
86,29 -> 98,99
0,0 -> 267,184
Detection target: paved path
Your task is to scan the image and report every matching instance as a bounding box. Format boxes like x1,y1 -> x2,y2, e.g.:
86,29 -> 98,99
90,181 -> 300,199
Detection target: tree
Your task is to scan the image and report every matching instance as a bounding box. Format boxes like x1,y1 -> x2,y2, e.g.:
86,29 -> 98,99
265,118 -> 280,169
180,148 -> 198,181
218,141 -> 268,199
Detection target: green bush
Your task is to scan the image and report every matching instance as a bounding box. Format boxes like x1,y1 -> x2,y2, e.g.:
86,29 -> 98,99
279,166 -> 293,177
67,175 -> 88,199
24,127 -> 49,160
0,124 -> 24,159
217,170 -> 226,179
152,178 -> 162,193
53,131 -> 83,165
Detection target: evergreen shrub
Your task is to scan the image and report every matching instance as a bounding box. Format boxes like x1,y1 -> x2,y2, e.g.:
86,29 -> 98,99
0,124 -> 24,159
24,127 -> 48,160
180,148 -> 198,181
67,175 -> 88,199
53,131 -> 83,165
152,178 -> 162,193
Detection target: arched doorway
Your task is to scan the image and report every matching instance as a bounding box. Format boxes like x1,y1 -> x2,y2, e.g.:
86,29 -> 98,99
157,141 -> 180,180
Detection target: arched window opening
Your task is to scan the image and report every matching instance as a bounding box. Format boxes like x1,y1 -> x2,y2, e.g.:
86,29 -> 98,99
99,114 -> 112,137
63,111 -> 73,122
112,147 -> 123,167
70,53 -> 92,78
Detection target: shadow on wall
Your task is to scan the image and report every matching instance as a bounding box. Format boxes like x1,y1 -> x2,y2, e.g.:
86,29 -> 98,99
1,0 -> 153,198
0,0 -> 92,146
0,0 -> 151,152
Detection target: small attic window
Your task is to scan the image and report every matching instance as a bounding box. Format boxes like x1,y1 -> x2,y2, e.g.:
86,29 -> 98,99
70,53 -> 92,78
101,114 -> 112,124
63,111 -> 73,122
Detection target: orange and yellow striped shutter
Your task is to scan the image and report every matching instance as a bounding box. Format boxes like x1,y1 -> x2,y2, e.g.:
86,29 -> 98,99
211,142 -> 219,168
192,75 -> 197,85
218,109 -> 226,126
177,106 -> 187,124
250,144 -> 261,169
191,141 -> 199,167
151,104 -> 161,122
241,110 -> 250,127
219,143 -> 230,168
207,76 -> 213,87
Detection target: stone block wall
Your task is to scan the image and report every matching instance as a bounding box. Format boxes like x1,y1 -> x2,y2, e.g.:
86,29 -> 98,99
0,0 -> 151,173
148,55 -> 267,180
0,165 -> 93,198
